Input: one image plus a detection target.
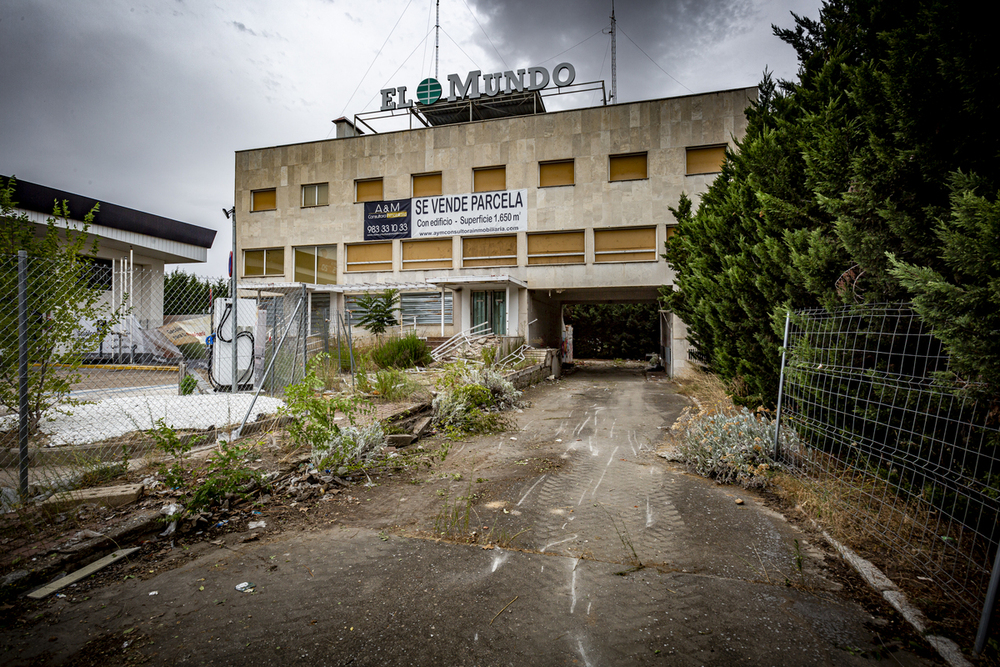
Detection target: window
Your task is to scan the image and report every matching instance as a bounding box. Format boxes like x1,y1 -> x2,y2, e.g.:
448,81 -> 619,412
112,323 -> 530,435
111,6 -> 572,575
609,153 -> 647,182
301,183 -> 328,207
463,235 -> 517,268
666,226 -> 677,241
294,245 -> 337,284
251,188 -> 276,212
401,292 -> 453,325
401,238 -> 452,270
527,231 -> 584,265
310,293 -> 331,336
85,257 -> 113,290
473,166 -> 506,193
345,242 -> 392,272
594,227 -> 657,263
412,172 -> 442,197
539,160 -> 574,187
355,178 -> 383,203
686,145 -> 727,175
344,294 -> 370,327
244,248 -> 284,276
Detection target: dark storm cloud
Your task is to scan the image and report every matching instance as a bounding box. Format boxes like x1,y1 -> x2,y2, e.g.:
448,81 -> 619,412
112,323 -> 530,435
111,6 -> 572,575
465,0 -> 765,97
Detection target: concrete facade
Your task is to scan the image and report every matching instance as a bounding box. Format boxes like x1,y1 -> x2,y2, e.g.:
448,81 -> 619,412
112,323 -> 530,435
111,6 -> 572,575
234,87 -> 756,375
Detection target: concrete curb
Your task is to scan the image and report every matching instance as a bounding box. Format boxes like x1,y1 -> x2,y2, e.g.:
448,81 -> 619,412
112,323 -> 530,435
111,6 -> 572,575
815,522 -> 972,667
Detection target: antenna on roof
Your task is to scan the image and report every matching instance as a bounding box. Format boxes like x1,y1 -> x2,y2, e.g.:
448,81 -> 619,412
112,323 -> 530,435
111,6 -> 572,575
435,0 -> 440,80
610,0 -> 617,103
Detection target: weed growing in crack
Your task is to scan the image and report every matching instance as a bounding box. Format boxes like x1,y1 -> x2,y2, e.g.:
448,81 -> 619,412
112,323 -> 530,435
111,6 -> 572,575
598,504 -> 642,570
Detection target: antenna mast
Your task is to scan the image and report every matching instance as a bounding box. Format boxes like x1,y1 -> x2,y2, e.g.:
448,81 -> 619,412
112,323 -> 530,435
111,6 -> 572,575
610,0 -> 617,103
435,0 -> 440,80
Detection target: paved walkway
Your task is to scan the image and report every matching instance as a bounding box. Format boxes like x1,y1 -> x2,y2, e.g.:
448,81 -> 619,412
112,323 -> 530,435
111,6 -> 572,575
1,367 -> 940,666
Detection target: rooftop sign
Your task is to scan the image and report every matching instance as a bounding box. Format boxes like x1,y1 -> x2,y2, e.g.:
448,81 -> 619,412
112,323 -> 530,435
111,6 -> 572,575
380,63 -> 576,112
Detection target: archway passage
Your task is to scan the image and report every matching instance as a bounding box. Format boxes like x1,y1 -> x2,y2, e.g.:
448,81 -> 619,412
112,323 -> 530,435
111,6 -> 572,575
562,302 -> 659,360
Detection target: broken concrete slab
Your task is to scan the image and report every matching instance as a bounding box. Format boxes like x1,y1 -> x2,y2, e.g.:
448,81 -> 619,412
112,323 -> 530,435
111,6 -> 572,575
41,483 -> 144,513
386,433 -> 415,447
412,416 -> 433,437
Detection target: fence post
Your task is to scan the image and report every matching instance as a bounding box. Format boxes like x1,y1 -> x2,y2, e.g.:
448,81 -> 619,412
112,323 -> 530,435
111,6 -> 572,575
17,251 -> 29,499
773,310 -> 791,460
976,548 -> 1000,655
301,284 -> 308,380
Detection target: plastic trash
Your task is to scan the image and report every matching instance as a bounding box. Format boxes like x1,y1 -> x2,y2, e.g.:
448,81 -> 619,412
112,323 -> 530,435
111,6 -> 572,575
235,582 -> 255,593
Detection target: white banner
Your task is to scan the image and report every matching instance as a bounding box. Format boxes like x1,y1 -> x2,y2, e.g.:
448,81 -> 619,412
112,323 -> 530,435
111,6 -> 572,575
411,189 -> 528,238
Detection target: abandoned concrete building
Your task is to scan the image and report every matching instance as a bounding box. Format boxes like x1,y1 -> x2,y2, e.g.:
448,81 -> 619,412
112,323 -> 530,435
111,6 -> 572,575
233,82 -> 755,376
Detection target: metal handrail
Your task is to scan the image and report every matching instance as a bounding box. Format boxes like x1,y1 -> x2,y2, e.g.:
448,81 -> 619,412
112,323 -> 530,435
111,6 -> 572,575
431,321 -> 491,361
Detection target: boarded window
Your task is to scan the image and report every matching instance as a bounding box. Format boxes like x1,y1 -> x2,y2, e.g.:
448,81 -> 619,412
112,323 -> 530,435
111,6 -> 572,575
301,183 -> 328,207
539,160 -> 574,187
251,188 -> 276,211
345,242 -> 392,272
401,292 -> 453,325
294,245 -> 337,284
686,145 -> 726,175
666,226 -> 677,241
609,153 -> 647,181
594,227 -> 657,263
412,172 -> 442,197
401,238 -> 452,270
473,166 -> 506,192
356,178 -> 383,203
527,231 -> 584,265
463,235 -> 517,268
244,248 -> 284,276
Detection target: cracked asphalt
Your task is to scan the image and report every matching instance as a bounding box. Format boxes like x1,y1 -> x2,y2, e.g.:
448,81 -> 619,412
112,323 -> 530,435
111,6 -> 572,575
1,365 -> 942,666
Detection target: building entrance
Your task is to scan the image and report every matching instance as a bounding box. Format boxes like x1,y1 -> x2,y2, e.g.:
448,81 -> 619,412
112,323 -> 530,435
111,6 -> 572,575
472,290 -> 506,335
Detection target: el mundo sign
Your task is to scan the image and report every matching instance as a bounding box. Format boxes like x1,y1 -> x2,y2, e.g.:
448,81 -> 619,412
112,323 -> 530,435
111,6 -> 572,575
381,63 -> 576,111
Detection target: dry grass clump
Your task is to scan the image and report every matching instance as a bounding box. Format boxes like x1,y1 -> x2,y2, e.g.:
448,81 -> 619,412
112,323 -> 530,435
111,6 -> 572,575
673,368 -> 732,410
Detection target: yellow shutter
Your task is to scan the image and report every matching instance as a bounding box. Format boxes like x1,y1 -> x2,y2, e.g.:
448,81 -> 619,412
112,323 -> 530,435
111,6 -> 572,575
527,231 -> 584,265
265,248 -> 285,275
294,247 -> 315,282
686,145 -> 727,175
412,173 -> 442,197
609,153 -> 647,181
345,242 -> 392,272
473,166 -> 506,192
251,189 -> 276,211
594,227 -> 656,262
462,235 -> 517,267
356,178 -> 383,203
539,160 -> 574,187
402,238 -> 453,270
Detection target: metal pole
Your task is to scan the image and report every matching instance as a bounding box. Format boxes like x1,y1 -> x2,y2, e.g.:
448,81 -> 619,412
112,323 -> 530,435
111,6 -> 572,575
343,313 -> 355,391
17,251 -> 29,499
129,248 -> 134,365
773,311 -> 791,459
301,284 -> 308,380
976,546 -> 1000,654
231,222 -> 238,393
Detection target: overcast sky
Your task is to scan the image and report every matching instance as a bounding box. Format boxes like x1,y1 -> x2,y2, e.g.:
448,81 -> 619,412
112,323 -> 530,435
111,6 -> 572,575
0,0 -> 822,277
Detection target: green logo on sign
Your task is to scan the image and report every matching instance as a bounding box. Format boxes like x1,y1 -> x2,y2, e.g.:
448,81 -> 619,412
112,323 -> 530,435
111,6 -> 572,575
416,78 -> 442,105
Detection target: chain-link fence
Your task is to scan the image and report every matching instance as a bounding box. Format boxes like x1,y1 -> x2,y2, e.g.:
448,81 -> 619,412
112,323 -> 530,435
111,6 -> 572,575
776,304 -> 1000,649
0,253 -> 342,507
